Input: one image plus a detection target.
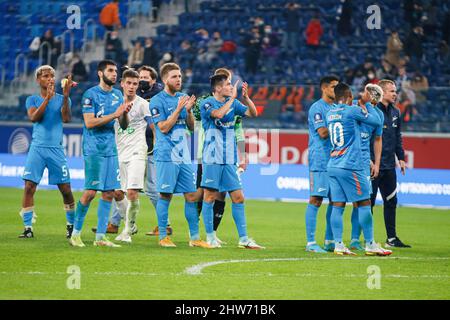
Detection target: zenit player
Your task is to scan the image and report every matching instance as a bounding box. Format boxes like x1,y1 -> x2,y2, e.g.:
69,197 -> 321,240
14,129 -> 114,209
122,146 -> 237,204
200,74 -> 264,249
150,63 -> 210,248
325,83 -> 392,256
69,60 -> 131,248
19,65 -> 75,239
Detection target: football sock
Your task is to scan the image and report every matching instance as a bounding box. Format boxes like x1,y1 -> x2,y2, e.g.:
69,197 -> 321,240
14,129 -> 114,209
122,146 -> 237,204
73,201 -> 90,235
116,198 -> 128,220
21,208 -> 33,229
325,204 -> 334,241
202,201 -> 214,238
213,200 -> 226,231
127,199 -> 139,224
351,207 -> 361,241
185,201 -> 200,240
231,202 -> 247,239
156,198 -> 170,240
96,199 -> 112,240
64,203 -> 75,226
359,205 -> 374,243
305,204 -> 319,243
330,206 -> 345,243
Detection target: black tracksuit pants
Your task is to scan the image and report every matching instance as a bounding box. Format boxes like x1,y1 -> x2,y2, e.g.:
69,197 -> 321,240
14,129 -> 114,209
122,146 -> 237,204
370,169 -> 398,239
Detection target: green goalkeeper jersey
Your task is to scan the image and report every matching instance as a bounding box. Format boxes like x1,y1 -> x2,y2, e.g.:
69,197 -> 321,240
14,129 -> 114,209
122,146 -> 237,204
194,94 -> 245,162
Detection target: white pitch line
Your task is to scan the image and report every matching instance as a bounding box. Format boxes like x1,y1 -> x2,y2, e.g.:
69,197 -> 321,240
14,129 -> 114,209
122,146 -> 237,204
184,257 -> 450,275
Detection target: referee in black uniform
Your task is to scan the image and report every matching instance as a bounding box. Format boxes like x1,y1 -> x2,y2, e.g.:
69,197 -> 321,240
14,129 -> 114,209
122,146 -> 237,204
370,79 -> 411,248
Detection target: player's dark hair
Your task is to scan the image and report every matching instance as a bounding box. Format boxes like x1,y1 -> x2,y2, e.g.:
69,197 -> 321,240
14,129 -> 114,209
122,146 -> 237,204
320,75 -> 339,89
334,82 -> 352,102
210,74 -> 228,92
122,69 -> 139,80
138,65 -> 158,80
97,59 -> 117,73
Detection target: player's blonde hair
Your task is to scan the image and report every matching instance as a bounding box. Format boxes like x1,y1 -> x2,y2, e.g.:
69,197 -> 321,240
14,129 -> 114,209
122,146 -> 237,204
35,65 -> 55,79
214,67 -> 232,78
160,63 -> 180,80
365,83 -> 384,103
378,79 -> 396,91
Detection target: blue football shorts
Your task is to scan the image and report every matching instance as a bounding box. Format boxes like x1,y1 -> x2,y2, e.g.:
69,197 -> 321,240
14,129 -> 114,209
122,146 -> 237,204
22,145 -> 70,185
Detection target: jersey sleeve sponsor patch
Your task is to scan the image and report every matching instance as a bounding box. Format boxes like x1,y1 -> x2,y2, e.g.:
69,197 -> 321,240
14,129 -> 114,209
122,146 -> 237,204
314,113 -> 323,123
151,107 -> 160,117
83,98 -> 92,108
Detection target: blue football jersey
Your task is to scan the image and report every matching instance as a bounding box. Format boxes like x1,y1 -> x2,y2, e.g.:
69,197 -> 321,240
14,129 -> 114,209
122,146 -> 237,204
26,93 -> 71,147
81,85 -> 123,157
308,99 -> 333,171
200,96 -> 247,165
326,103 -> 381,171
150,90 -> 191,163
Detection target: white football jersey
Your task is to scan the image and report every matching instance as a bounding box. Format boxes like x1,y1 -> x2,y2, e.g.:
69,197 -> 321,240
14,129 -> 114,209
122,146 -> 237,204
115,95 -> 151,162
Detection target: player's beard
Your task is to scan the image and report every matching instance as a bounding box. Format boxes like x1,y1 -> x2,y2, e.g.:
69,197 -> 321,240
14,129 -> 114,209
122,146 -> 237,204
167,82 -> 181,93
102,74 -> 116,86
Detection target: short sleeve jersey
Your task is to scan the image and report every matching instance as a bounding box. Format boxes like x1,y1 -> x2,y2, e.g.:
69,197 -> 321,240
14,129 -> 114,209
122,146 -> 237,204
81,85 -> 123,157
150,90 -> 191,163
307,99 -> 333,171
26,93 -> 71,148
325,103 -> 381,171
200,96 -> 247,165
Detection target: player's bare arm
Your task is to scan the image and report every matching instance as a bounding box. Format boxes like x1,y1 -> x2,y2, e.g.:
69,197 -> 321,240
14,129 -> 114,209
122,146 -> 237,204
61,75 -> 73,123
83,103 -> 126,129
157,95 -> 189,134
317,127 -> 329,139
118,101 -> 132,130
372,136 -> 382,178
242,82 -> 258,118
211,81 -> 239,119
28,83 -> 54,123
185,95 -> 196,131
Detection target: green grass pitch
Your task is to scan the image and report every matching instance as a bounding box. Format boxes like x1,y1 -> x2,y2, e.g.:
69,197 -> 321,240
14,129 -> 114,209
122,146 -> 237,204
0,187 -> 449,300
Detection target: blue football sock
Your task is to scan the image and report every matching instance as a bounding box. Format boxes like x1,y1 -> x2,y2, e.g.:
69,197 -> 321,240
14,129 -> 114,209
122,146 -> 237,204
231,202 -> 247,240
358,205 -> 374,244
185,201 -> 200,240
202,201 -> 214,237
325,204 -> 334,241
96,199 -> 112,238
351,207 -> 361,241
156,198 -> 170,240
305,204 -> 319,243
330,206 -> 345,243
66,210 -> 75,226
22,211 -> 33,228
73,201 -> 90,234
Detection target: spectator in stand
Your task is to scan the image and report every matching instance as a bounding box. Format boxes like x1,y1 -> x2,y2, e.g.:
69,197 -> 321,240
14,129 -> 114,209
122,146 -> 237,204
385,31 -> 404,68
128,41 -> 144,69
395,66 -> 410,91
422,0 -> 438,35
70,53 -> 87,82
410,72 -> 429,103
38,29 -> 61,68
99,0 -> 122,31
143,38 -> 160,70
351,69 -> 366,91
194,28 -> 210,51
283,2 -> 301,50
438,40 -> 450,66
179,40 -> 197,68
105,30 -> 125,65
376,58 -> 397,80
261,26 -> 280,75
404,26 -> 425,68
158,51 -> 175,70
182,68 -> 194,95
337,0 -> 353,36
198,32 -> 223,64
305,12 -> 323,47
252,16 -> 266,35
343,68 -> 354,84
243,27 -> 261,75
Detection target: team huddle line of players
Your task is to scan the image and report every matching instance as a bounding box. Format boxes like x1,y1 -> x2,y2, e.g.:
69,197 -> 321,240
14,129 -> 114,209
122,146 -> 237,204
19,60 -> 264,250
19,60 -> 398,256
